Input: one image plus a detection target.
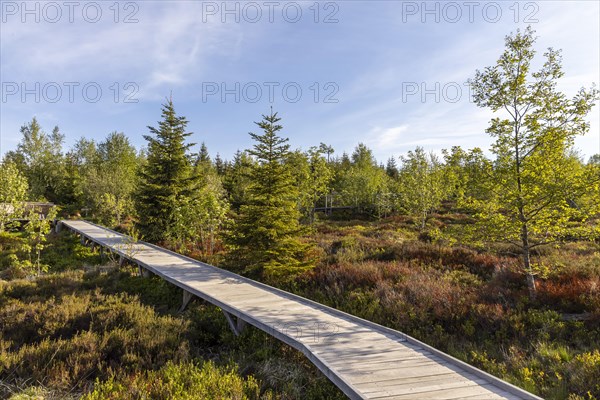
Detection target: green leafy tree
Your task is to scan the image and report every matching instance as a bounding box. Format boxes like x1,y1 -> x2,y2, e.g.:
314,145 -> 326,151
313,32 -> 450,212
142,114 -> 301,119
0,162 -> 29,231
173,178 -> 229,256
469,27 -> 600,299
227,111 -> 311,281
135,99 -> 195,242
23,205 -> 57,275
397,147 -> 448,229
171,145 -> 230,255
442,146 -> 493,203
335,143 -> 390,214
319,142 -> 335,162
12,118 -> 67,202
287,147 -> 333,221
63,137 -> 99,214
86,132 -> 139,226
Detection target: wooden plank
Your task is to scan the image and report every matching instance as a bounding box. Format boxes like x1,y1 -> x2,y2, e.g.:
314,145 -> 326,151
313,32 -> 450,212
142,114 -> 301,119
343,362 -> 457,385
339,356 -> 446,376
375,383 -> 512,400
353,372 -> 461,390
364,376 -> 489,397
320,347 -> 428,365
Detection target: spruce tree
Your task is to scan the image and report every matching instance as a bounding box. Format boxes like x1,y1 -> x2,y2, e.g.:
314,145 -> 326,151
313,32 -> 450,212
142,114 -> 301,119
214,153 -> 226,176
227,110 -> 311,281
135,99 -> 195,242
222,150 -> 254,210
385,156 -> 399,179
196,142 -> 211,166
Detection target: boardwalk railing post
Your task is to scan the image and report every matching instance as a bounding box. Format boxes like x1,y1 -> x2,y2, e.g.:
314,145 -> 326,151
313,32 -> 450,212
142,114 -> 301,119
55,221 -> 62,234
179,290 -> 194,313
222,310 -> 246,336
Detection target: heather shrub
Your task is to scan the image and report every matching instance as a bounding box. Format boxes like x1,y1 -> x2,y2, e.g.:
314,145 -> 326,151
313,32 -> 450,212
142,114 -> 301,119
0,269 -> 193,395
568,350 -> 600,396
295,219 -> 600,399
82,361 -> 262,400
40,231 -> 102,272
1,264 -> 346,400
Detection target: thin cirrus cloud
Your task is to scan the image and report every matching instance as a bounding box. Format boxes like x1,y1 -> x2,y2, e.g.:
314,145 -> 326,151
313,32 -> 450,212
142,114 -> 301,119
1,2 -> 241,96
0,1 -> 598,161
328,2 -> 599,162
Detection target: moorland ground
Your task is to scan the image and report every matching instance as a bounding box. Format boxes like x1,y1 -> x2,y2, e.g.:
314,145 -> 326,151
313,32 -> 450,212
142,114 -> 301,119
1,209 -> 599,400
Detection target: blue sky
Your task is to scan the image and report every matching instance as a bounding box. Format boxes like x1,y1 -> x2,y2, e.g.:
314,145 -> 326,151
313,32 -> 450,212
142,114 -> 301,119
1,0 -> 599,162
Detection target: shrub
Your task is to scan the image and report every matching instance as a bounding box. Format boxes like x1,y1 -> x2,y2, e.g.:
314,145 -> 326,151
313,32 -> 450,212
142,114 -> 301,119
568,350 -> 600,397
0,275 -> 191,392
82,361 -> 262,400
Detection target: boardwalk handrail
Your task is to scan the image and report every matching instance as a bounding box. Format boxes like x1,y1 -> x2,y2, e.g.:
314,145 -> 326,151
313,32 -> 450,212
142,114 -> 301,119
60,219 -> 542,400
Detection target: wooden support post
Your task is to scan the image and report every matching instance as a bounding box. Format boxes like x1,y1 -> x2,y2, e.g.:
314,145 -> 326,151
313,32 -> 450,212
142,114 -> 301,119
138,265 -> 151,278
119,255 -> 126,267
80,234 -> 86,245
179,290 -> 194,313
55,221 -> 62,233
237,316 -> 247,334
222,310 -> 246,336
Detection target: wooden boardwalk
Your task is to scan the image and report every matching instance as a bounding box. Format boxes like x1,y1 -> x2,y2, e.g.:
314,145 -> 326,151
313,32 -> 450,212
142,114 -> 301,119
59,220 -> 541,400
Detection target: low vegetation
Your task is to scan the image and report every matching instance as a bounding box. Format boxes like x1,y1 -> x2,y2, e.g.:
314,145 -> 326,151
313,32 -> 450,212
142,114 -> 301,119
292,213 -> 600,399
0,233 -> 345,399
1,213 -> 599,399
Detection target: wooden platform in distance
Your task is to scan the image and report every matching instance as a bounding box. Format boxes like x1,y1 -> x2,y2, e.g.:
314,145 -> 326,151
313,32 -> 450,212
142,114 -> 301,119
60,220 -> 542,400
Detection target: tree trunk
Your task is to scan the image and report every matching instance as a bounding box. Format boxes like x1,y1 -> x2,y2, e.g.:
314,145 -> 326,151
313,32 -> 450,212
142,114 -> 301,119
521,222 -> 537,300
420,210 -> 427,231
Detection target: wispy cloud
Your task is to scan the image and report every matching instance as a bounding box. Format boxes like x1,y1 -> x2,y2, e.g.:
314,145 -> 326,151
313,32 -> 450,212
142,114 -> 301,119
1,1 -> 598,161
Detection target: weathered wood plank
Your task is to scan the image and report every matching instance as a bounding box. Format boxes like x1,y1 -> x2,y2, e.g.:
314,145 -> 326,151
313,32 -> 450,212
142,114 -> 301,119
363,376 -> 489,396
354,372 -> 462,390
373,383 -> 514,400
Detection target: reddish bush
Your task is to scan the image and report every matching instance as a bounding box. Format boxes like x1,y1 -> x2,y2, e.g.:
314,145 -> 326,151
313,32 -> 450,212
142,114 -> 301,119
537,275 -> 600,313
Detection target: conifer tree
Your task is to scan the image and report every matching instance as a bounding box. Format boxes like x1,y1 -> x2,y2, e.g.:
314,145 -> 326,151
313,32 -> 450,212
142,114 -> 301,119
196,143 -> 211,167
227,110 -> 311,281
135,99 -> 195,242
385,157 -> 399,179
214,153 -> 226,176
222,150 -> 254,210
